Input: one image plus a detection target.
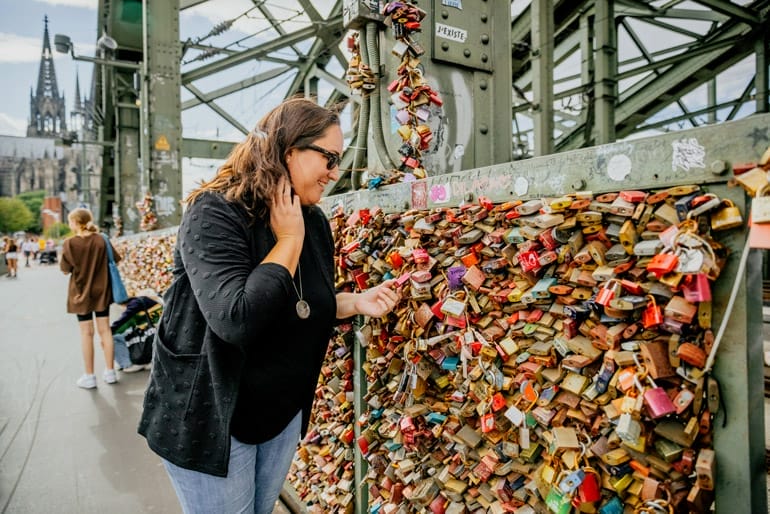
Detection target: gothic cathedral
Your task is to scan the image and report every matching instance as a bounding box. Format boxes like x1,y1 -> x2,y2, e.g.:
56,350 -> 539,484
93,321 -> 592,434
27,16 -> 67,138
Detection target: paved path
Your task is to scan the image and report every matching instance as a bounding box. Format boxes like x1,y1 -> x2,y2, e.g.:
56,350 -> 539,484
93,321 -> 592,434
0,263 -> 181,513
0,262 -> 291,514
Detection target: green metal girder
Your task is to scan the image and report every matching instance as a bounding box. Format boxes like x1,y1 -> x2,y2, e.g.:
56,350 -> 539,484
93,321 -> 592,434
181,137 -> 235,159
694,0 -> 761,24
181,21 -> 342,85
181,65 -> 293,110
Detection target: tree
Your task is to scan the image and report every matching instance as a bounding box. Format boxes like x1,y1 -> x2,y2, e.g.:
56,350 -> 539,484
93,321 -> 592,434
0,197 -> 34,234
16,190 -> 45,232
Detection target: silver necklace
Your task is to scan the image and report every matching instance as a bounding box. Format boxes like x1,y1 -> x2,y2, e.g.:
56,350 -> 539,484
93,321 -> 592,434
292,262 -> 310,319
269,228 -> 310,319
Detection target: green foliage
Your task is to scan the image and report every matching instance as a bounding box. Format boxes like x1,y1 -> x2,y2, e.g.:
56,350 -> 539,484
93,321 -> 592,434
0,197 -> 34,234
16,190 -> 45,232
44,222 -> 71,239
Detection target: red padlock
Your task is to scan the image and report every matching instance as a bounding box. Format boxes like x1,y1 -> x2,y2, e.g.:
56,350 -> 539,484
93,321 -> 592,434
642,295 -> 664,328
647,251 -> 679,277
576,468 -> 602,503
491,392 -> 506,412
596,279 -> 621,306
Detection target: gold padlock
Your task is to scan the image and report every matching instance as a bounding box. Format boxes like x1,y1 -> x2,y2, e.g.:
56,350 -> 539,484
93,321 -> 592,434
710,199 -> 743,231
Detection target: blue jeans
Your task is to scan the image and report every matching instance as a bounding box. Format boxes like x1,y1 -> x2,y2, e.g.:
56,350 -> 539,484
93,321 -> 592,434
163,411 -> 301,514
113,333 -> 132,369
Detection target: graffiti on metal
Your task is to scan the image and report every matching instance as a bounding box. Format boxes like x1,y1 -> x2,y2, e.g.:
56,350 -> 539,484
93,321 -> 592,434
320,113 -> 770,215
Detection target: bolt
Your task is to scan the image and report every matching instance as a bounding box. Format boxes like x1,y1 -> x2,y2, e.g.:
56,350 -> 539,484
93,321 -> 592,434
710,159 -> 728,175
464,49 -> 471,58
442,10 -> 449,19
479,124 -> 489,135
481,53 -> 488,63
479,80 -> 488,90
441,42 -> 449,51
481,34 -> 489,44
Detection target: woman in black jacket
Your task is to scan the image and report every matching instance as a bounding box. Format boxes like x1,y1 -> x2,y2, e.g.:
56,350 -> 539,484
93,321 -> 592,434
138,97 -> 400,514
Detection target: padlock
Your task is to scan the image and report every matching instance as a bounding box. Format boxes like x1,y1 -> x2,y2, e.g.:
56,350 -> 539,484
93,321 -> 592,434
642,295 -> 663,329
647,250 -> 679,277
734,166 -> 770,196
664,296 -> 697,324
643,375 -> 677,419
682,273 -> 711,303
710,199 -> 743,231
677,342 -> 707,369
695,448 -> 715,490
596,279 -> 622,306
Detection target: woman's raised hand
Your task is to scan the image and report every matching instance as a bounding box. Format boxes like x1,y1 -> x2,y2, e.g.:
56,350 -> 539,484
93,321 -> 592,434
270,176 -> 304,243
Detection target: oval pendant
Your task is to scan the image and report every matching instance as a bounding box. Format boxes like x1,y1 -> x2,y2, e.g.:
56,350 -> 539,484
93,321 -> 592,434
296,300 -> 311,319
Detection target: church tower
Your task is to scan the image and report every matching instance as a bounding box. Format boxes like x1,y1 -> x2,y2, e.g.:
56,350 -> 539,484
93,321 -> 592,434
27,16 -> 68,138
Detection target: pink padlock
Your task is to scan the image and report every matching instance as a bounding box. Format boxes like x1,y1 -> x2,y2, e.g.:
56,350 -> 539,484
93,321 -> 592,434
682,273 -> 712,302
643,376 -> 677,418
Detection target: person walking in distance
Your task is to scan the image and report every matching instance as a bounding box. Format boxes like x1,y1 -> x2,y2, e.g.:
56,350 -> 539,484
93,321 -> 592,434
4,237 -> 19,278
60,208 -> 121,389
138,97 -> 401,514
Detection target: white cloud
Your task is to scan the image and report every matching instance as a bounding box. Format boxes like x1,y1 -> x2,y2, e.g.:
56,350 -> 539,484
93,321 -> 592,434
0,32 -> 94,63
32,0 -> 97,8
0,113 -> 28,137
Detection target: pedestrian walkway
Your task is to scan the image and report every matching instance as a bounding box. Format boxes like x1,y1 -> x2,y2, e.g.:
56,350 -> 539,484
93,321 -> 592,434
0,263 -> 292,513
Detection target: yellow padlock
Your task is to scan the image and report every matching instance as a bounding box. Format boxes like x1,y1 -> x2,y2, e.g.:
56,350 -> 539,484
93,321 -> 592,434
710,199 -> 743,231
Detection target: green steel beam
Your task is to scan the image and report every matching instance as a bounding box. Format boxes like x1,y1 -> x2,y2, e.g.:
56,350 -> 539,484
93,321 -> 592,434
249,0 -> 304,62
285,0 -> 347,99
184,83 -> 250,135
695,0 -> 761,24
181,65 -> 293,110
182,21 -> 341,84
180,0 -> 209,10
620,18 -> 698,127
531,0 -> 554,156
144,0 -> 183,229
181,137 -> 236,159
757,33 -> 768,112
594,0 -> 616,144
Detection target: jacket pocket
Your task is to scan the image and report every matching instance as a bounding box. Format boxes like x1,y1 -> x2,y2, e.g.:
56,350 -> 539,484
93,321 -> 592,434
147,332 -> 206,421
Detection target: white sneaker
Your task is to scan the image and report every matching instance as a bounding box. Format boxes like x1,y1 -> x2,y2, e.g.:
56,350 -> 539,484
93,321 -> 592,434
103,369 -> 118,384
76,374 -> 97,389
122,364 -> 146,373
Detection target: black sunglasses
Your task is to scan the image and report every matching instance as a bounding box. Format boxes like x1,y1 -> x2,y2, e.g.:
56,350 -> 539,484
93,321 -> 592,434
302,144 -> 341,170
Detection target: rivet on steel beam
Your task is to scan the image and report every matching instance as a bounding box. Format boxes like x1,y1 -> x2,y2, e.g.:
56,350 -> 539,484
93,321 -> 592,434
464,49 -> 472,58
481,54 -> 488,63
481,34 -> 489,44
710,159 -> 728,175
442,10 -> 449,19
479,124 -> 489,135
479,80 -> 488,91
441,42 -> 449,51
480,14 -> 488,22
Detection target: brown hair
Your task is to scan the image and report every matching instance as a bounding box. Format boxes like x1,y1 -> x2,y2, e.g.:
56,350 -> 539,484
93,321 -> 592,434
186,97 -> 340,219
68,208 -> 99,233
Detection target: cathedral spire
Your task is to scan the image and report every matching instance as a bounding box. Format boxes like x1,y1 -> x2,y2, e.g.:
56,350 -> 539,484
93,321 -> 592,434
27,15 -> 67,137
74,72 -> 82,111
36,15 -> 60,100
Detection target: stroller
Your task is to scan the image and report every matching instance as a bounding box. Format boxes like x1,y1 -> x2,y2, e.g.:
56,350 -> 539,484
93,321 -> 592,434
39,249 -> 58,264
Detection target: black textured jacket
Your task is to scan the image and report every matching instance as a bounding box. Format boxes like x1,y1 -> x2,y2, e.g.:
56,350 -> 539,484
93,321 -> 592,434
138,192 -> 336,477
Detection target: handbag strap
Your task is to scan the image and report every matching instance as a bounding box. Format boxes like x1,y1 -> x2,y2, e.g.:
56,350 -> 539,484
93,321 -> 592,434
101,233 -> 116,264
